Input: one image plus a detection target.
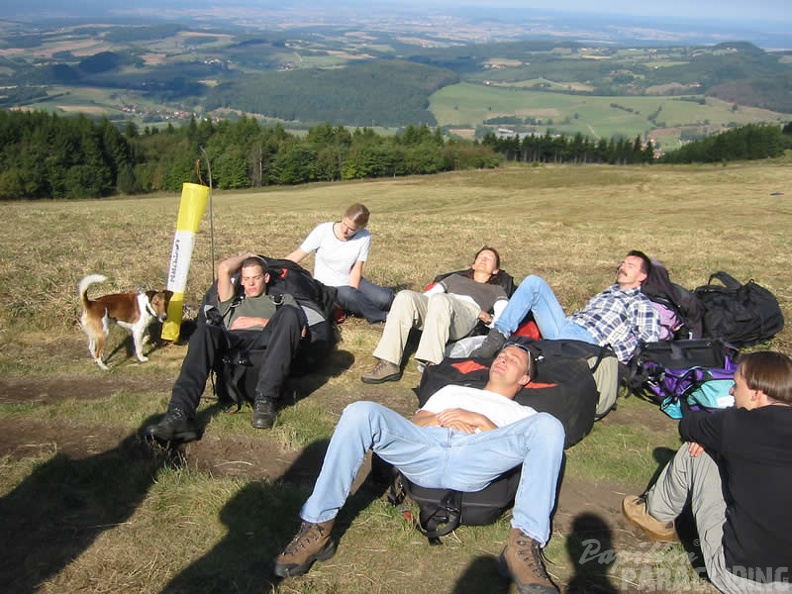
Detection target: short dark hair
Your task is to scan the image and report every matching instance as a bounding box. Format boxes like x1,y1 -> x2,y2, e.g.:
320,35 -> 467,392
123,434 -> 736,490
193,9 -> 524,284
739,351 -> 792,405
475,246 -> 501,269
241,255 -> 267,274
626,250 -> 652,276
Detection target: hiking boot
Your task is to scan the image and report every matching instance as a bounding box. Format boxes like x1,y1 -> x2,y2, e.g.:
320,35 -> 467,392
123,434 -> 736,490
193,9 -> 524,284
361,359 -> 401,384
470,329 -> 507,359
274,520 -> 336,578
622,495 -> 678,542
144,408 -> 199,443
499,529 -> 559,594
252,395 -> 276,429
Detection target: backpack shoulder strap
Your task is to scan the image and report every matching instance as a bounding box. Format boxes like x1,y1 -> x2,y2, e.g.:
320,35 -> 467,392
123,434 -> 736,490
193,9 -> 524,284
708,271 -> 742,289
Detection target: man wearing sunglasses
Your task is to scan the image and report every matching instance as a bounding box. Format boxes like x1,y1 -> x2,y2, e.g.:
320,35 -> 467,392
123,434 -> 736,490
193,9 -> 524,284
145,252 -> 306,443
275,343 -> 564,594
473,250 -> 660,364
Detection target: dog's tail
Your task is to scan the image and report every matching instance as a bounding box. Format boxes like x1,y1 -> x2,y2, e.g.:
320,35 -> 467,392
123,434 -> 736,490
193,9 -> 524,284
78,274 -> 108,306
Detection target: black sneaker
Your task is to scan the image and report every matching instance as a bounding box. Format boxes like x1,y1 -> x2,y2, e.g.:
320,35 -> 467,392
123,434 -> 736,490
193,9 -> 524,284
252,396 -> 276,429
144,408 -> 199,443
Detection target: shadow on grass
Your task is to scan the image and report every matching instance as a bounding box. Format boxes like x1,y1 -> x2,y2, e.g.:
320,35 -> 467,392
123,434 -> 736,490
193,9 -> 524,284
159,439 -> 391,593
452,555 -> 510,593
565,512 -> 619,594
0,416 -> 175,594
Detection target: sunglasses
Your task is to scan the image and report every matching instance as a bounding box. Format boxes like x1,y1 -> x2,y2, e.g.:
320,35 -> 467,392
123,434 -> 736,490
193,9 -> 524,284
502,341 -> 537,373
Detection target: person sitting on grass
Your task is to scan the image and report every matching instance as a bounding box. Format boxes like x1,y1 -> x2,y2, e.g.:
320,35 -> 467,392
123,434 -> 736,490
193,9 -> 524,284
145,253 -> 306,442
285,203 -> 394,324
623,350 -> 792,593
472,250 -> 660,364
362,246 -> 510,384
274,343 -> 565,594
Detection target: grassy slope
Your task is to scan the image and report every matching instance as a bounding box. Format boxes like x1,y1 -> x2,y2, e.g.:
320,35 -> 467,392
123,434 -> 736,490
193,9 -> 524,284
0,161 -> 790,593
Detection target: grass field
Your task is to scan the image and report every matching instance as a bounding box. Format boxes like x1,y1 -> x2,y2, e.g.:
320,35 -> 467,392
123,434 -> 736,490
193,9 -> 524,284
430,83 -> 789,147
0,160 -> 790,593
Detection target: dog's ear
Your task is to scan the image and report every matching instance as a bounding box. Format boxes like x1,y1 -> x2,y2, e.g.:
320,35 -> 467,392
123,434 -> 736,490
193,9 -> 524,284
163,290 -> 174,306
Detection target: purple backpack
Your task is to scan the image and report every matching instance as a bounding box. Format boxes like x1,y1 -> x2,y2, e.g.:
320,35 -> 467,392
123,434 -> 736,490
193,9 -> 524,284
628,339 -> 739,417
651,363 -> 738,419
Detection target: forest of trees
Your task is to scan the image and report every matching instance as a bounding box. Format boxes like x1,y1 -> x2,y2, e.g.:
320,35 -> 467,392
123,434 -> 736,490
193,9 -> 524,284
484,122 -> 792,165
0,110 -> 788,200
658,123 -> 790,163
483,131 -> 655,165
0,111 -> 501,199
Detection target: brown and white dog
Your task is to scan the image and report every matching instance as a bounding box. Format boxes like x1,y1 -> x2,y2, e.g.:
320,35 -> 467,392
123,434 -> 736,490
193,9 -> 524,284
78,274 -> 172,370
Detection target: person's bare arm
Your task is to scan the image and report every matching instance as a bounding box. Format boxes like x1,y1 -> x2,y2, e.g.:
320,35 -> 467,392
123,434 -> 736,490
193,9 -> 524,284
284,248 -> 308,264
348,260 -> 364,289
410,409 -> 441,427
436,408 -> 497,433
410,408 -> 497,434
217,252 -> 258,302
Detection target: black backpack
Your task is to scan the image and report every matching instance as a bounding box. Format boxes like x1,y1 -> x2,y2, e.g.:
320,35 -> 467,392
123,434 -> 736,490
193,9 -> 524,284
694,271 -> 784,347
641,260 -> 704,340
379,457 -> 521,545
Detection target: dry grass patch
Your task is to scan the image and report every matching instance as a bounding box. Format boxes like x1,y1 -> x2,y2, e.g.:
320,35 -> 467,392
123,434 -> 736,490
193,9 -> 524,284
0,161 -> 789,593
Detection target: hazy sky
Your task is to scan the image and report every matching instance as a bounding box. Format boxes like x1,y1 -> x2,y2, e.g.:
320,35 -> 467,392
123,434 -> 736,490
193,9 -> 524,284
421,0 -> 790,23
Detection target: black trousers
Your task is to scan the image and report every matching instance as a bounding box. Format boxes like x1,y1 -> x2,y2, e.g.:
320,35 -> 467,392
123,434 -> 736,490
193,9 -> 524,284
168,305 -> 303,416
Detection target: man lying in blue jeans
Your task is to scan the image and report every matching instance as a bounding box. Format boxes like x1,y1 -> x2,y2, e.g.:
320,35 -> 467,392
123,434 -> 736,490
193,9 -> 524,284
274,344 -> 565,594
472,250 -> 660,364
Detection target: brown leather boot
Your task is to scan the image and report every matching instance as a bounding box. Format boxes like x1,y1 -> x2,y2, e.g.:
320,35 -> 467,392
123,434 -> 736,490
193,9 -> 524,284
361,358 -> 401,384
499,528 -> 559,594
273,520 -> 336,578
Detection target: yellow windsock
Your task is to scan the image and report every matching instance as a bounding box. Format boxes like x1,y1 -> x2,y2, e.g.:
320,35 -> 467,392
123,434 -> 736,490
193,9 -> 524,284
161,182 -> 210,341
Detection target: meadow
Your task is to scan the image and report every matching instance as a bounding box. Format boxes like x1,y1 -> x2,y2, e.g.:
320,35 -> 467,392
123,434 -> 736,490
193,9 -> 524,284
430,82 -> 788,147
0,160 -> 790,593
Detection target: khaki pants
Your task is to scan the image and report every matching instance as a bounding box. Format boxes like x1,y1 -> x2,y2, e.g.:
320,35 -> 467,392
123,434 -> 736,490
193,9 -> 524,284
647,448 -> 791,593
373,291 -> 480,366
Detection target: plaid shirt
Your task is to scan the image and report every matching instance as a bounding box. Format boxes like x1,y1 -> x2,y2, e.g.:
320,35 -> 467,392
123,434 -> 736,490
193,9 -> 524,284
569,285 -> 660,363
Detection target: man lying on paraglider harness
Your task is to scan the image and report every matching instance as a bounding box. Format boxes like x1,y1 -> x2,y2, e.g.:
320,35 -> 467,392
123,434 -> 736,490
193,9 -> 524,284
144,252 -> 337,444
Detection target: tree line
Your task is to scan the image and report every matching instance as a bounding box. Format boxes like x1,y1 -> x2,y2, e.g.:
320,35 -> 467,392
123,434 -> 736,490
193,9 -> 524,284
0,110 -> 788,200
483,123 -> 791,166
657,123 -> 791,164
482,131 -> 655,165
0,110 -> 501,199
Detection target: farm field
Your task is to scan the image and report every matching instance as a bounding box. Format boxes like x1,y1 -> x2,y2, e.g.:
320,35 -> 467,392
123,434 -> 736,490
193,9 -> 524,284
1,18 -> 788,148
0,161 -> 791,593
430,83 -> 789,148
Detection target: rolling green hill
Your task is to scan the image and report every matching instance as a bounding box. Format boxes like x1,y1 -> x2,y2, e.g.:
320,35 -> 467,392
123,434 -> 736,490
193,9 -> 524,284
0,20 -> 788,148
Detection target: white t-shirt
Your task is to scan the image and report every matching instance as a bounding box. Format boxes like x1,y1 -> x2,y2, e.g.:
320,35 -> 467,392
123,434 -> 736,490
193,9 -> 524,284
299,221 -> 371,287
420,385 -> 536,428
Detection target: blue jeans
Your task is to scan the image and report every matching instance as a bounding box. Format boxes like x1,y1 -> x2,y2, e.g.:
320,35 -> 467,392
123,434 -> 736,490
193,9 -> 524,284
300,401 -> 565,546
336,278 -> 394,323
495,275 -> 595,344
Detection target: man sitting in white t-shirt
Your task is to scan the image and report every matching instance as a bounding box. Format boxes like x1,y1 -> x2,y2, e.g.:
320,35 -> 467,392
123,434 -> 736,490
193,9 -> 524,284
274,344 -> 565,594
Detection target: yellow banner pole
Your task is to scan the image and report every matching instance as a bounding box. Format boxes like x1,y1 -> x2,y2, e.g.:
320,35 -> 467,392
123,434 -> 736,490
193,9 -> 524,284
161,182 -> 210,341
